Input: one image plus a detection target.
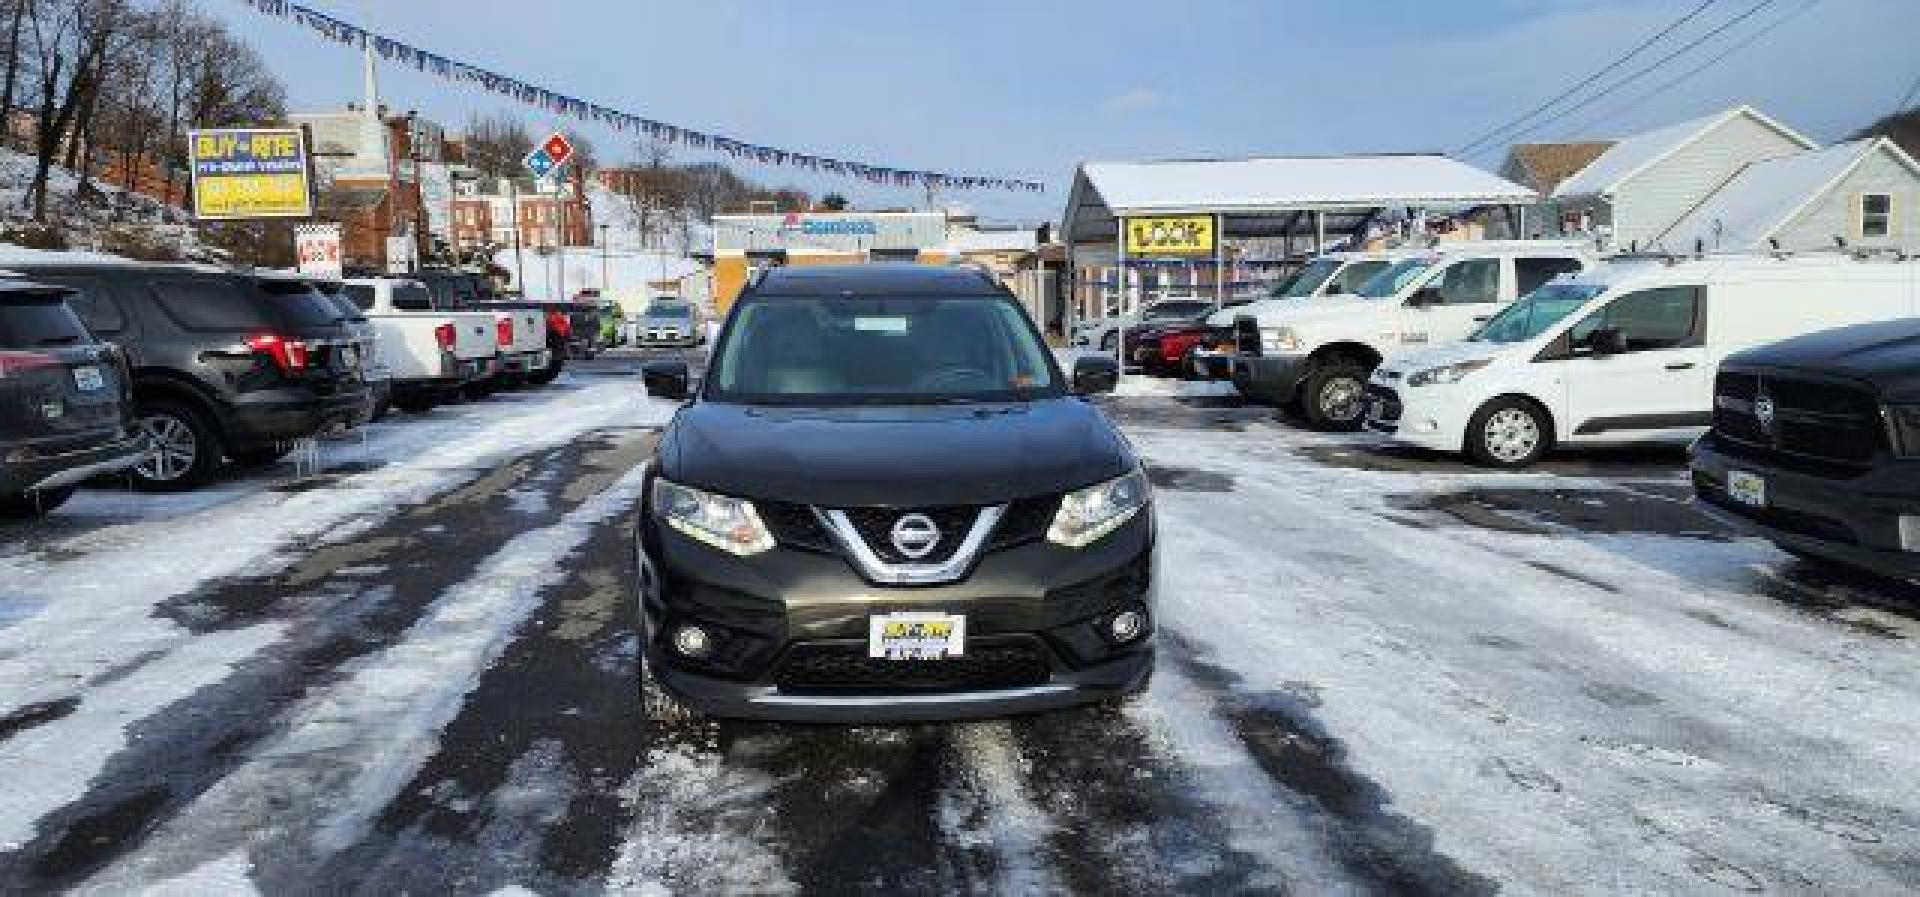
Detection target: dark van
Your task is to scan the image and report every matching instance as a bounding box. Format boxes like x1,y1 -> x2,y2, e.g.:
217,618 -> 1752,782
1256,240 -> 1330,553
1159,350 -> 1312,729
0,281 -> 146,517
1,263 -> 369,489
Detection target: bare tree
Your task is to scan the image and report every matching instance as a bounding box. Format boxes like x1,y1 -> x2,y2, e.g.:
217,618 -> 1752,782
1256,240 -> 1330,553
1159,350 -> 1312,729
461,111 -> 533,182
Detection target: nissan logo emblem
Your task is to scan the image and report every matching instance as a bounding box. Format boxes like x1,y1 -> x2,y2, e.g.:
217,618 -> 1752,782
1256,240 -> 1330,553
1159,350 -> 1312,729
889,513 -> 942,559
1754,395 -> 1776,429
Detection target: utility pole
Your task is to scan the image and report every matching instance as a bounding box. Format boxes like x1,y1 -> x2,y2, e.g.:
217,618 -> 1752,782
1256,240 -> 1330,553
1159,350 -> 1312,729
599,223 -> 611,294
558,183 -> 568,302
509,179 -> 525,295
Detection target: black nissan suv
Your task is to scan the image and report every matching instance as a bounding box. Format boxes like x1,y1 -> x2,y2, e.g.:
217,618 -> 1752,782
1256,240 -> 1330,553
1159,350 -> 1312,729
0,262 -> 368,490
0,281 -> 146,517
635,264 -> 1151,723
1693,318 -> 1920,581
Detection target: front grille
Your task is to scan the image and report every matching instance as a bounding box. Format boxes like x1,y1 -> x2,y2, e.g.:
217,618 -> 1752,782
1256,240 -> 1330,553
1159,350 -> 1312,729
1234,318 -> 1261,356
772,636 -> 1051,694
1712,370 -> 1883,469
1364,383 -> 1402,422
839,505 -> 982,564
760,494 -> 1059,559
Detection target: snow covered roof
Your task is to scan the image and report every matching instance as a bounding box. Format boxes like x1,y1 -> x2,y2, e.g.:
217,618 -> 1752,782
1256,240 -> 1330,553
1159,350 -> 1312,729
1074,154 -> 1537,216
1657,138 -> 1920,251
1552,105 -> 1816,199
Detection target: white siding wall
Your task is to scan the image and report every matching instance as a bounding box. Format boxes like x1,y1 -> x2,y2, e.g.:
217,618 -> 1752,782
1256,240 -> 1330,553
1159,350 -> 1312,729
1614,114 -> 1809,250
1777,148 -> 1920,254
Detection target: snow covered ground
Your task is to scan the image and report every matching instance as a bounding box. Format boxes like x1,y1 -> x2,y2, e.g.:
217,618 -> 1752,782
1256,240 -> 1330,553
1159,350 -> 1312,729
1,361 -> 1916,895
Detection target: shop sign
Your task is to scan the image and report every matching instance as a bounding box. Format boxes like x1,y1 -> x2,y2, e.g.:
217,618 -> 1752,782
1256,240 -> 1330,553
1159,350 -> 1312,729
1124,215 -> 1215,255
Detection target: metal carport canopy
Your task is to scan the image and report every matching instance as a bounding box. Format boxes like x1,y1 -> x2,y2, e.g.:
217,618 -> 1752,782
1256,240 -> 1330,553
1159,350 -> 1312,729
1063,154 -> 1539,242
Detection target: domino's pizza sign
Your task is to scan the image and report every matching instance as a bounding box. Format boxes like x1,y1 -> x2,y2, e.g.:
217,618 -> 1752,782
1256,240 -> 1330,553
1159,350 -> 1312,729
523,132 -> 576,180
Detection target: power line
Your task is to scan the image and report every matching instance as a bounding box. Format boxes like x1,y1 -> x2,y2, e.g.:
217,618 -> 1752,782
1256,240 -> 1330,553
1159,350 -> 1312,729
1467,0 -> 1783,158
1453,0 -> 1717,156
1893,68 -> 1920,115
1560,0 -> 1821,138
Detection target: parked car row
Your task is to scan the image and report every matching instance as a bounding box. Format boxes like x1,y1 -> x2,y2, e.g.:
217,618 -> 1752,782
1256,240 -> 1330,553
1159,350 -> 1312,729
1111,243 -> 1920,583
0,260 -> 561,511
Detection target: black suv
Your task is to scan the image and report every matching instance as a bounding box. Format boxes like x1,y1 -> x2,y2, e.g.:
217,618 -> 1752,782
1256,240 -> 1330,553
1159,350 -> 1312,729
0,281 -> 146,517
636,264 -> 1150,723
0,263 -> 369,490
1693,318 -> 1920,580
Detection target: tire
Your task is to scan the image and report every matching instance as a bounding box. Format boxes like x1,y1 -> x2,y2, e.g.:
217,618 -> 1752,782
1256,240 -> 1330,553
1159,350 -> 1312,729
1299,360 -> 1372,431
229,444 -> 292,468
530,355 -> 564,385
0,485 -> 77,520
463,379 -> 499,401
131,399 -> 223,491
1465,397 -> 1552,469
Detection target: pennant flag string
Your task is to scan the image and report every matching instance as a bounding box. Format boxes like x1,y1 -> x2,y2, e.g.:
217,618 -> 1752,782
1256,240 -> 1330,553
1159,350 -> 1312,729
234,0 -> 1046,194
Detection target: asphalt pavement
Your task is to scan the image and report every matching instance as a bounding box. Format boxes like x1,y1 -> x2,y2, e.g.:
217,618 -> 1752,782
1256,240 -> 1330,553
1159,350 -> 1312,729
0,354 -> 1916,895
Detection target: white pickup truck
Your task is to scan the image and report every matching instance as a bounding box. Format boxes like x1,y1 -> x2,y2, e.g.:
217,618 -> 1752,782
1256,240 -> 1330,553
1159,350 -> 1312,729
480,304 -> 550,387
1230,241 -> 1593,429
342,278 -> 500,412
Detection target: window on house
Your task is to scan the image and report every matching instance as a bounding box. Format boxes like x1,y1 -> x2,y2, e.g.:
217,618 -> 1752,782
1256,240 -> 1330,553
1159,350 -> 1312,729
1861,193 -> 1892,238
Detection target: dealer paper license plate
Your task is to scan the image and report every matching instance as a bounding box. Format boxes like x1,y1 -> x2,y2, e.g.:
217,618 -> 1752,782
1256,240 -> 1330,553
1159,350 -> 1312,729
869,612 -> 966,660
1727,470 -> 1766,507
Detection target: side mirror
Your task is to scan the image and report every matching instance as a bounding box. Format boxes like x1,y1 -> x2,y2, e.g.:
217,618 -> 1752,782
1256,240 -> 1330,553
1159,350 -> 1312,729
1072,355 -> 1120,395
1584,327 -> 1629,356
1407,287 -> 1443,308
642,360 -> 691,400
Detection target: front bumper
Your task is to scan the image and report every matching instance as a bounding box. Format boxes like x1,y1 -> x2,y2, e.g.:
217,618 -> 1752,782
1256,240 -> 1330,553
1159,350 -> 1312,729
0,431 -> 148,493
1230,354 -> 1308,405
1363,380 -> 1469,451
640,507 -> 1158,722
1691,433 -> 1920,580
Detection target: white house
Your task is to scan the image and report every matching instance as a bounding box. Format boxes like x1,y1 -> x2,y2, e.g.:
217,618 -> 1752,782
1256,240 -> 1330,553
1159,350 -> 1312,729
1548,105 -> 1817,250
1657,137 -> 1920,256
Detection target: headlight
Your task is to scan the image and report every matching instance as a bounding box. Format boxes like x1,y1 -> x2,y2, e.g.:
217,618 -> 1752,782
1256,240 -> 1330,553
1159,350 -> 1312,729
1048,469 -> 1151,548
1886,404 -> 1920,457
1261,327 -> 1302,354
1407,358 -> 1492,387
652,479 -> 775,555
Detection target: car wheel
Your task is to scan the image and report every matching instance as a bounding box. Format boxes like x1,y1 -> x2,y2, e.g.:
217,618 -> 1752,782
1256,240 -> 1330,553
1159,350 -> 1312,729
230,444 -> 292,468
132,400 -> 223,491
394,394 -> 437,414
0,485 -> 77,520
1300,361 -> 1371,431
1466,397 -> 1551,469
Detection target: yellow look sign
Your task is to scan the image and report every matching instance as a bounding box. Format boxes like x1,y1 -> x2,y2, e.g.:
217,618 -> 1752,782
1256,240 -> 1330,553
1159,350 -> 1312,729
1123,215 -> 1215,255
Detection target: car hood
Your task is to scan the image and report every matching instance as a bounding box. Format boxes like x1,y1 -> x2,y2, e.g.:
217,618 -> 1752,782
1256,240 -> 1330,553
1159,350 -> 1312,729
1378,341 -> 1506,376
658,398 -> 1133,506
1244,295 -> 1378,327
1726,317 -> 1920,400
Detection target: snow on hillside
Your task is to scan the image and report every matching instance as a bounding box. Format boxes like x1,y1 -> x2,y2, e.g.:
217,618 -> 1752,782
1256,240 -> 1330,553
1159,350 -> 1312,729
493,183 -> 704,303
0,147 -> 217,261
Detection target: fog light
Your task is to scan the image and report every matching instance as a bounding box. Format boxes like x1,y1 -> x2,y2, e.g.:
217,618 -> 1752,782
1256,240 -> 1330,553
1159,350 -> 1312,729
671,624 -> 714,658
1109,609 -> 1147,643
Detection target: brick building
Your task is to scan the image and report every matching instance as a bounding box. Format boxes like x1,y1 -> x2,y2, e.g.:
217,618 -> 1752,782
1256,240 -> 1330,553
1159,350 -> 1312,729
450,171 -> 594,253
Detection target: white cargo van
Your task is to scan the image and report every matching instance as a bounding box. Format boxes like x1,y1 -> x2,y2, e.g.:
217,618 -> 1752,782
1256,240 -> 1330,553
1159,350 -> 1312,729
1231,241 -> 1592,428
1365,254 -> 1920,468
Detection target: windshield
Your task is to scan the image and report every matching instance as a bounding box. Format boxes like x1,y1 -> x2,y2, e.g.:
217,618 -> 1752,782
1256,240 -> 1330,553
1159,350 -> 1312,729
1355,259 -> 1432,298
1469,283 -> 1606,343
648,304 -> 691,319
707,295 -> 1060,405
1278,260 -> 1340,298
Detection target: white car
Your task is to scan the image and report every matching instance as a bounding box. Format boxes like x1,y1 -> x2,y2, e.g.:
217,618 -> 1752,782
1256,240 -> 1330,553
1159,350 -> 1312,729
1231,241 -> 1592,428
1366,254 -> 1920,468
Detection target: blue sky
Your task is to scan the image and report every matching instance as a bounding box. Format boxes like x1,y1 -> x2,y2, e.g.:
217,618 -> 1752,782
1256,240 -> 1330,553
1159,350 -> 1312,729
206,0 -> 1917,224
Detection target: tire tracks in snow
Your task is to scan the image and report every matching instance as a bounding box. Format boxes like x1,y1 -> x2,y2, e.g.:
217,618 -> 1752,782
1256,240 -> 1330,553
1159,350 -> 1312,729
0,431 -> 652,893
